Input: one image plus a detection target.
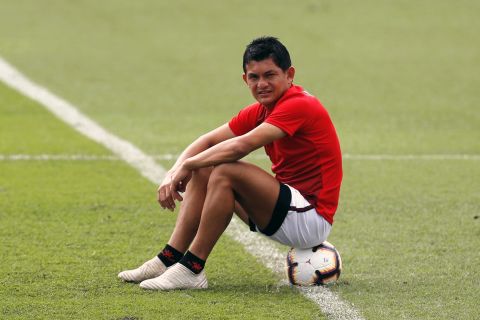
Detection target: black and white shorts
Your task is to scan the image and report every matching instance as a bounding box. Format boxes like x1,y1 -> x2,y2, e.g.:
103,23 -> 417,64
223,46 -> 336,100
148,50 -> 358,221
249,184 -> 332,249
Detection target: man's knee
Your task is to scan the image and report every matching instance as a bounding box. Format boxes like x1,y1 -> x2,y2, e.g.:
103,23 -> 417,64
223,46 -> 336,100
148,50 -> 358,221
191,166 -> 213,183
208,163 -> 238,187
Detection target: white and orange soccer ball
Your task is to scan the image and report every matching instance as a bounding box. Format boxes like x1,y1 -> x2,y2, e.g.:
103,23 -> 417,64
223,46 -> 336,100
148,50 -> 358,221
286,241 -> 342,286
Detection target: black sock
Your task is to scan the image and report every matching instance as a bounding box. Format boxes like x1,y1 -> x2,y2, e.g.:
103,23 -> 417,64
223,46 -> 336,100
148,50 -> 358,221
157,244 -> 184,267
179,251 -> 205,274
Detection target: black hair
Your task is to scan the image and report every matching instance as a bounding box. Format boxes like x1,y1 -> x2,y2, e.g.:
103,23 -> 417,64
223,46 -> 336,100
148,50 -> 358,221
242,36 -> 291,72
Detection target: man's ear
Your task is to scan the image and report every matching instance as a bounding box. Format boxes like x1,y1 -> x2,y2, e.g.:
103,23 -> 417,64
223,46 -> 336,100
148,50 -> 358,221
242,73 -> 247,84
287,66 -> 295,83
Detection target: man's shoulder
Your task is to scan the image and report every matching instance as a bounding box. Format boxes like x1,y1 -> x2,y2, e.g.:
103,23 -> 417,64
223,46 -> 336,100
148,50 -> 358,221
242,101 -> 263,111
275,85 -> 323,114
237,102 -> 266,120
279,85 -> 320,106
229,101 -> 266,135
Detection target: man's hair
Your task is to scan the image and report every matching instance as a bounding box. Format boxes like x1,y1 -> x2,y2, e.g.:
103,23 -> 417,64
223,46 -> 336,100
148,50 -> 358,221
243,36 -> 291,72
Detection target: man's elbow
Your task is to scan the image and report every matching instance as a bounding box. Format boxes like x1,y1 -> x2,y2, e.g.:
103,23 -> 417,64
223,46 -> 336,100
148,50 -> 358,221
197,133 -> 216,149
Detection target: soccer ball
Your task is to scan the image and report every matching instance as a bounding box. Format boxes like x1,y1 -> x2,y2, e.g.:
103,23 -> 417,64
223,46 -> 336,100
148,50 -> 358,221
286,241 -> 342,286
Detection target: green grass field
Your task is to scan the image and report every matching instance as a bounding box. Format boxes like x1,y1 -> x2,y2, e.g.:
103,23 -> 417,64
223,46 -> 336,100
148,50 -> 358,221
1,1 -> 479,319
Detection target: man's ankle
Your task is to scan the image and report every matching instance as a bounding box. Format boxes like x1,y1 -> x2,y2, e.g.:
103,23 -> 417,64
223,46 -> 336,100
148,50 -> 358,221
157,244 -> 184,267
179,251 -> 205,274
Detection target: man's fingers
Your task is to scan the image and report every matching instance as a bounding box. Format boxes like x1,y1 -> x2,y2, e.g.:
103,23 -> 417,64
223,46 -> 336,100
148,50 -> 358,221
172,190 -> 184,202
157,186 -> 176,211
169,181 -> 185,202
156,173 -> 188,211
161,197 -> 175,211
178,181 -> 187,192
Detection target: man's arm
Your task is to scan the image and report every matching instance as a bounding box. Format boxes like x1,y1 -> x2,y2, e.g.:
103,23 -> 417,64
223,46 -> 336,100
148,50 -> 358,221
183,123 -> 285,170
158,123 -> 235,211
163,123 -> 285,208
160,122 -> 286,210
168,123 -> 236,175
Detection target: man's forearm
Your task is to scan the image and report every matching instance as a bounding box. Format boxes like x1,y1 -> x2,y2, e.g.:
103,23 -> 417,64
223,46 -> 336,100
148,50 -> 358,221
183,138 -> 251,170
169,135 -> 212,174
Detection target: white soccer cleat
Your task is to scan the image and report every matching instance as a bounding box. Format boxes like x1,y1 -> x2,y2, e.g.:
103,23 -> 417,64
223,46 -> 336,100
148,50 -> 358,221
118,257 -> 167,283
139,263 -> 208,290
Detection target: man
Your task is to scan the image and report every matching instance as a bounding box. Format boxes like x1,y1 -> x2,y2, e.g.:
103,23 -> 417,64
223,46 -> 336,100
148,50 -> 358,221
118,36 -> 342,290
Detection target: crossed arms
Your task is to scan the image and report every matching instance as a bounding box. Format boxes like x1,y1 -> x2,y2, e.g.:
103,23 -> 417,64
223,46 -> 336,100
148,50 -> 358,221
158,122 -> 285,211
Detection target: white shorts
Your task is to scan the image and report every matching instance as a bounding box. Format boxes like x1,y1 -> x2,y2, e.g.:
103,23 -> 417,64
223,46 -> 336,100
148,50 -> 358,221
250,184 -> 332,249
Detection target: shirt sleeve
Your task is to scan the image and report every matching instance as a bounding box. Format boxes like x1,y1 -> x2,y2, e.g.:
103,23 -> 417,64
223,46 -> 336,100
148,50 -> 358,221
228,103 -> 263,136
265,98 -> 309,136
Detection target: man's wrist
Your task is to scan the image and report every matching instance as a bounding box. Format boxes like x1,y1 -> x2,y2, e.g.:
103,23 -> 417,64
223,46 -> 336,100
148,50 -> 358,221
182,158 -> 195,171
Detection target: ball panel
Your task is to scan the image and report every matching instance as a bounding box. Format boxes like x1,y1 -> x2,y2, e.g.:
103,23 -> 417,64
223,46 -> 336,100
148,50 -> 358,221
293,263 -> 316,286
286,248 -> 295,265
286,241 -> 342,286
310,248 -> 337,273
336,248 -> 343,273
315,271 -> 339,285
286,262 -> 297,285
320,241 -> 335,250
293,248 -> 314,263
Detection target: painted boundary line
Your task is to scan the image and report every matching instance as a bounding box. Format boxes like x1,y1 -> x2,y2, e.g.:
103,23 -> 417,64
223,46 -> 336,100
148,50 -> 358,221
0,56 -> 364,320
0,58 -> 166,184
0,154 -> 120,161
342,154 -> 480,161
1,153 -> 479,161
226,219 -> 364,320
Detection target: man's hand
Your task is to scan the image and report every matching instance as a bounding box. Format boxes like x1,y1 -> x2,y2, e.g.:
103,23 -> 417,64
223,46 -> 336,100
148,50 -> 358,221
157,165 -> 192,211
157,172 -> 176,211
169,164 -> 192,202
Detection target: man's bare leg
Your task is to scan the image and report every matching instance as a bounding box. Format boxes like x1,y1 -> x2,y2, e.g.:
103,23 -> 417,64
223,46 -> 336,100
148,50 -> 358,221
167,167 -> 212,253
189,161 -> 280,260
118,167 -> 212,282
140,161 -> 280,290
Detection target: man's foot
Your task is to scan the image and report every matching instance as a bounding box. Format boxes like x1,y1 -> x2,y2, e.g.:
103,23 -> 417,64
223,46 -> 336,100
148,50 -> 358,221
118,257 -> 167,283
139,263 -> 208,290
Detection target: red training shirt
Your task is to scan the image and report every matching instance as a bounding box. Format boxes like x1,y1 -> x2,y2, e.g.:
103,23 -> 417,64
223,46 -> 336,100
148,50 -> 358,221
228,85 -> 342,224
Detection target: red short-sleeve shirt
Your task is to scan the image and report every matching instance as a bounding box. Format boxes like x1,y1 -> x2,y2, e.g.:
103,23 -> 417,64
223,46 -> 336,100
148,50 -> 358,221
228,85 -> 342,224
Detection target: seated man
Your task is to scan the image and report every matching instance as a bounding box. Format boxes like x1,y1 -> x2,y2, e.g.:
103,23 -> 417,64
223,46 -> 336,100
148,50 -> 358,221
118,36 -> 343,290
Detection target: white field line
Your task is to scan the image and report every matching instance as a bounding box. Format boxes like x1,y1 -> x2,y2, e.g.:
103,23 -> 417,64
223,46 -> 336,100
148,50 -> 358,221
0,58 -> 165,183
1,153 -> 480,162
342,153 -> 480,161
226,218 -> 364,320
0,154 -> 120,161
164,153 -> 480,161
0,57 -> 364,319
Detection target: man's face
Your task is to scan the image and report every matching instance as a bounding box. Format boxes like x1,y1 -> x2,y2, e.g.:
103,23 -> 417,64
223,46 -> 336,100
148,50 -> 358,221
243,58 -> 295,109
